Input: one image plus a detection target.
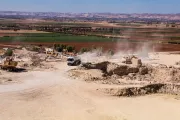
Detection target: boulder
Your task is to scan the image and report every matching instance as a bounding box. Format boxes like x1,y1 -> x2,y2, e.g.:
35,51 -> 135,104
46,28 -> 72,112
82,61 -> 139,76
139,67 -> 148,75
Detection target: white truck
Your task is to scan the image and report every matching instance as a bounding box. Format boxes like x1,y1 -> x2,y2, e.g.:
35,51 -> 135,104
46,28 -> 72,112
67,56 -> 81,66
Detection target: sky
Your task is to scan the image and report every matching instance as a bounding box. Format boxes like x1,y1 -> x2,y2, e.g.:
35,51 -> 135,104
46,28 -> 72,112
0,0 -> 179,13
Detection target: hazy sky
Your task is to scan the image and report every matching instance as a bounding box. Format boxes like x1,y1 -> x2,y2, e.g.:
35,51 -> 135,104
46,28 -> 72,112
0,0 -> 179,13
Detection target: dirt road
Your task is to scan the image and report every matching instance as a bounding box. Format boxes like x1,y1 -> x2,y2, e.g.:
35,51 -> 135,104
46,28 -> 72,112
0,62 -> 180,120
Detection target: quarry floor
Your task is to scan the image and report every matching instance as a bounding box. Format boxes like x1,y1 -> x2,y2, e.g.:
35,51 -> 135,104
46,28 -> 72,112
0,53 -> 180,120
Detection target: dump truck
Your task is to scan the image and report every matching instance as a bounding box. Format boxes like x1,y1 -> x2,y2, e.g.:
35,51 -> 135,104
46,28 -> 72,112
67,56 -> 81,66
0,57 -> 18,71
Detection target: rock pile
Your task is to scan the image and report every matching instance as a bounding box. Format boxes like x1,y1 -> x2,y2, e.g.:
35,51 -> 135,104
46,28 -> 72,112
82,61 -> 146,76
150,66 -> 180,82
102,83 -> 180,97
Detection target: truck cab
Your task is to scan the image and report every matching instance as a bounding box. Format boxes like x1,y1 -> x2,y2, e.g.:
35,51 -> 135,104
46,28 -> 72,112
67,56 -> 81,66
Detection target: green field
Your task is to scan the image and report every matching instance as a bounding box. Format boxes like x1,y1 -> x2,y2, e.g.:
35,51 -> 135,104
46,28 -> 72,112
0,33 -> 114,42
1,33 -> 179,43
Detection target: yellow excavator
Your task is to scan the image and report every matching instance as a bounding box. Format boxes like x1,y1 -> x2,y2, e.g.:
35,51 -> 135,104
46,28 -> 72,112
0,57 -> 18,71
0,49 -> 19,71
46,51 -> 58,57
45,48 -> 59,57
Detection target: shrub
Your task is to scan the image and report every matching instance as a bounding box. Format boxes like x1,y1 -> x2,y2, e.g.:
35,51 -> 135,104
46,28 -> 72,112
54,44 -> 58,49
80,47 -> 89,53
54,44 -> 69,52
4,49 -> 13,56
32,46 -> 40,52
60,44 -> 67,49
54,44 -> 67,49
56,47 -> 63,52
66,45 -> 75,52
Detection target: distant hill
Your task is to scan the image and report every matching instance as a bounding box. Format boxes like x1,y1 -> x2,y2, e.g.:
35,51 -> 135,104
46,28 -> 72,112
0,11 -> 180,22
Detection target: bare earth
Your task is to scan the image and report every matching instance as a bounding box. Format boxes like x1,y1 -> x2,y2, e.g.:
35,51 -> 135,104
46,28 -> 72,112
0,53 -> 180,120
0,30 -> 49,34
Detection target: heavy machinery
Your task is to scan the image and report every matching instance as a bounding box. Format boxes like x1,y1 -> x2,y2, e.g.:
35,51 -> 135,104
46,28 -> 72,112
45,48 -> 59,57
0,49 -> 6,56
0,57 -> 18,71
67,56 -> 81,66
46,51 -> 59,57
